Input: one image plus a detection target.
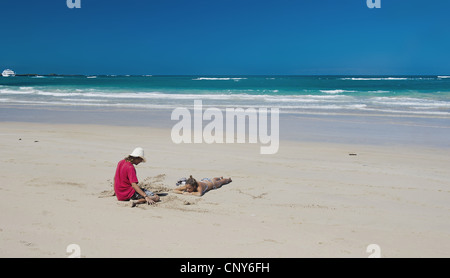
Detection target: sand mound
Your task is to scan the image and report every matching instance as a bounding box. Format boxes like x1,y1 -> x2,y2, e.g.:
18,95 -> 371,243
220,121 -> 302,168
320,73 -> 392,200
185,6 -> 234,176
99,174 -> 206,211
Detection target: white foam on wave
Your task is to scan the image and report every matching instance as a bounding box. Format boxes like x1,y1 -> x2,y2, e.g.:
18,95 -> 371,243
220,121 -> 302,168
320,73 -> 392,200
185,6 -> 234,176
0,99 -> 176,109
320,89 -> 355,94
36,91 -> 85,97
370,97 -> 450,107
4,96 -> 449,117
362,107 -> 450,116
193,77 -> 247,81
340,77 -> 410,81
264,94 -> 351,103
368,90 -> 391,94
438,76 -> 450,79
20,88 -> 348,103
2,84 -> 449,117
33,90 -> 259,101
0,88 -> 35,95
61,98 -> 108,102
1,87 -> 252,100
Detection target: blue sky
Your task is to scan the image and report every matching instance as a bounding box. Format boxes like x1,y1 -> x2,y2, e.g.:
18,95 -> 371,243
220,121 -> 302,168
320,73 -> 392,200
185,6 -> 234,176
1,0 -> 449,75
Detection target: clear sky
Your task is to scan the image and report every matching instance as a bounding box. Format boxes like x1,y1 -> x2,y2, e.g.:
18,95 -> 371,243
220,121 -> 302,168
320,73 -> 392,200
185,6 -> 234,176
1,0 -> 449,75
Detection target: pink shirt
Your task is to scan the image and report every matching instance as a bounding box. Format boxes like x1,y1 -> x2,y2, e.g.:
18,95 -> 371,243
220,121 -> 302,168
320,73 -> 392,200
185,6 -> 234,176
114,159 -> 138,201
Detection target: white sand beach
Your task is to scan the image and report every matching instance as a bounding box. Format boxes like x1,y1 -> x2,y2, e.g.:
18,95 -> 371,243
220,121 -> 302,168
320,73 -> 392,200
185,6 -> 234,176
2,0 -> 450,261
1,121 -> 449,257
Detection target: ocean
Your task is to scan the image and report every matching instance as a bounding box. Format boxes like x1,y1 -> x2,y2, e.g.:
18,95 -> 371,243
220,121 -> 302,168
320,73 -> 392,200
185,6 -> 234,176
1,75 -> 450,117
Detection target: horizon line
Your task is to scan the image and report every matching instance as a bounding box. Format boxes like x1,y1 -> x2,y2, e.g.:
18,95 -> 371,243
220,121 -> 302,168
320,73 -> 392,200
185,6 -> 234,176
3,73 -> 450,77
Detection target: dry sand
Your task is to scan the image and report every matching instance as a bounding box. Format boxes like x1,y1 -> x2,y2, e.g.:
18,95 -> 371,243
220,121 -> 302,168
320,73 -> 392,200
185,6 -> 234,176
0,121 -> 449,257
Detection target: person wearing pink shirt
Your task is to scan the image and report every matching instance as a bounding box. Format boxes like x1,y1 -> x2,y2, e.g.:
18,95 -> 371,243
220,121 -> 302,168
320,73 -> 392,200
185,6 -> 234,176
114,147 -> 160,206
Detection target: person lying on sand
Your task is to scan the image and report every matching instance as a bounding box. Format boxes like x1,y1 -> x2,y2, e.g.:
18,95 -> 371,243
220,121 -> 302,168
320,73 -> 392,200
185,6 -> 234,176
114,147 -> 160,206
173,175 -> 232,196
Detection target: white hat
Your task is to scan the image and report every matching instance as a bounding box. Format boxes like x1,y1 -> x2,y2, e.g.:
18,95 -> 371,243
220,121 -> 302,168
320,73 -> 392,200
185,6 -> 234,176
129,147 -> 146,162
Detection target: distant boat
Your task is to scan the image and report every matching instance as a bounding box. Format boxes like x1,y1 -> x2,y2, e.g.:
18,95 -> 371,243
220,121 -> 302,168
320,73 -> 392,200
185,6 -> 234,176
2,69 -> 16,77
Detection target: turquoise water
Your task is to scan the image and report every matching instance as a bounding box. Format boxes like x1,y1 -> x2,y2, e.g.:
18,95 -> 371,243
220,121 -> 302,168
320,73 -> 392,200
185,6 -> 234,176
1,75 -> 450,116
